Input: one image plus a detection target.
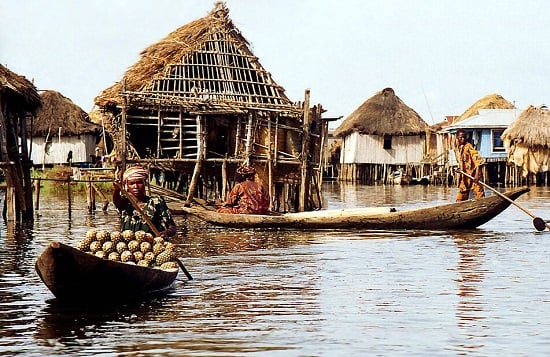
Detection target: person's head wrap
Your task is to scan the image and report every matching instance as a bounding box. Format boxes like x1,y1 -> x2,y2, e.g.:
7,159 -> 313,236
123,166 -> 148,184
236,165 -> 256,176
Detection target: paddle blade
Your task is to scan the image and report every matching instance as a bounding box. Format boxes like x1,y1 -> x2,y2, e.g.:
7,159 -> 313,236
533,217 -> 547,231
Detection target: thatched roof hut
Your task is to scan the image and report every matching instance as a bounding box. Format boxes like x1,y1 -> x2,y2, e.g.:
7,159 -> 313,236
0,64 -> 41,112
501,105 -> 550,176
33,90 -> 101,136
94,2 -> 295,113
0,64 -> 40,220
334,87 -> 429,137
456,93 -> 515,123
502,105 -> 550,147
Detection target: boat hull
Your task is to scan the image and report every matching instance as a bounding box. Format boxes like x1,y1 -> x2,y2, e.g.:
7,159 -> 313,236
180,187 -> 530,230
35,242 -> 178,303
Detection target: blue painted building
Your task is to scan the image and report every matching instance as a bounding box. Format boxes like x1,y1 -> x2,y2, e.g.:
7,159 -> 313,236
443,108 -> 523,183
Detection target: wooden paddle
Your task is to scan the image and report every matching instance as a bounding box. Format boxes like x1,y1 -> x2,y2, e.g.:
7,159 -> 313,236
114,181 -> 193,280
457,170 -> 549,231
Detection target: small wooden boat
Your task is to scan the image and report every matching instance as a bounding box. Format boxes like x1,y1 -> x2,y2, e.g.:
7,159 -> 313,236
179,187 -> 530,230
35,242 -> 178,303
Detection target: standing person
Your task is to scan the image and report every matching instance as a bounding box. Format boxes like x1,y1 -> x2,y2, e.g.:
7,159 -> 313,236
217,165 -> 270,214
113,165 -> 177,239
453,129 -> 485,201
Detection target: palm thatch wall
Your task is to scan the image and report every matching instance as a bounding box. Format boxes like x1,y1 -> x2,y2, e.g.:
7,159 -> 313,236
455,93 -> 515,123
0,64 -> 41,221
30,90 -> 102,165
502,105 -> 550,178
92,2 -> 327,212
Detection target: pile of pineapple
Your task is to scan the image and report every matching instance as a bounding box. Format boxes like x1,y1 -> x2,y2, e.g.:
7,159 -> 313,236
77,229 -> 179,271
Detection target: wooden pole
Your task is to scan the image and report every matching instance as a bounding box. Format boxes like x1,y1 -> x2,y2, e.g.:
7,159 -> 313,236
34,178 -> 41,211
185,115 -> 204,205
299,89 -> 311,212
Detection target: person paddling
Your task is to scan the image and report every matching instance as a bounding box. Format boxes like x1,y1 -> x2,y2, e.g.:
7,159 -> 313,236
113,166 -> 177,239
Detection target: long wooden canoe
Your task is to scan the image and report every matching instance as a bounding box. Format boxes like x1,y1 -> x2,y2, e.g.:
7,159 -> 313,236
179,187 -> 530,230
35,242 -> 178,303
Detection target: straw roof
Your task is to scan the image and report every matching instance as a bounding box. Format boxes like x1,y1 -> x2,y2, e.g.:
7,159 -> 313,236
456,93 -> 515,122
333,88 -> 429,137
0,64 -> 41,112
32,90 -> 101,136
501,105 -> 550,147
94,2 -> 294,112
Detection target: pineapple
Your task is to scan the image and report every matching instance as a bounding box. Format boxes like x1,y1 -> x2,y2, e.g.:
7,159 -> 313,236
160,261 -> 178,270
140,241 -> 152,254
96,230 -> 110,243
116,241 -> 127,254
122,230 -> 135,242
89,241 -> 102,253
120,250 -> 134,263
102,241 -> 115,254
108,252 -> 120,261
127,240 -> 140,253
110,231 -> 123,244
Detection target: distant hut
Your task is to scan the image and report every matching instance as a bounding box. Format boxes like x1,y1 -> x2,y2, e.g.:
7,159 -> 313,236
334,87 -> 430,183
0,64 -> 41,221
93,2 -> 328,212
455,93 -> 515,123
30,90 -> 102,166
501,105 -> 550,185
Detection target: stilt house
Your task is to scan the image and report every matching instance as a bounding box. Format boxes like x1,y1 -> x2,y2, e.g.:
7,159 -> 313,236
334,88 -> 430,183
436,93 -> 516,184
30,90 -> 102,166
501,105 -> 550,185
0,64 -> 41,221
93,2 -> 328,212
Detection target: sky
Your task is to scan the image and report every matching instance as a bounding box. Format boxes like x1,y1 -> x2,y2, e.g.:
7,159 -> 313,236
1,0 -> 549,128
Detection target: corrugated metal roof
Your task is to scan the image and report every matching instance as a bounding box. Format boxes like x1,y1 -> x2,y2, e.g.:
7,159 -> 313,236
444,108 -> 522,131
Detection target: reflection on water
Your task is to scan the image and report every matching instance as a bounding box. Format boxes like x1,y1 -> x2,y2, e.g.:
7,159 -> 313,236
0,185 -> 550,355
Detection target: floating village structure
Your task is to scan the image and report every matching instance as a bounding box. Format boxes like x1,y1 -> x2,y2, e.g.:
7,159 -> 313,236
29,90 -> 102,167
502,105 -> 550,185
92,3 -> 329,212
333,87 -> 433,184
0,64 -> 40,221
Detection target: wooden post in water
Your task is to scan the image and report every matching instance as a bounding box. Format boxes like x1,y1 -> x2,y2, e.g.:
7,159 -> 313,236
67,175 -> 72,216
34,178 -> 41,211
299,89 -> 311,212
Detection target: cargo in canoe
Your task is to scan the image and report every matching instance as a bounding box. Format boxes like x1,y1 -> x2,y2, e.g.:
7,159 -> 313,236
179,187 -> 530,230
35,242 -> 178,303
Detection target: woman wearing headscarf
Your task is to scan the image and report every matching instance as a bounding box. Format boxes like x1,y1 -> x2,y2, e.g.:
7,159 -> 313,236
113,165 -> 177,238
217,165 -> 270,214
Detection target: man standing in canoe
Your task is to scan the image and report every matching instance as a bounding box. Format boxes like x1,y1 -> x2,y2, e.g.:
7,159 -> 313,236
453,129 -> 485,202
113,165 -> 177,238
217,165 -> 270,214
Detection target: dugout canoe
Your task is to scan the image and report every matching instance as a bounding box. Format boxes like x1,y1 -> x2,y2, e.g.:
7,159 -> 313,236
179,187 -> 530,230
35,242 -> 178,303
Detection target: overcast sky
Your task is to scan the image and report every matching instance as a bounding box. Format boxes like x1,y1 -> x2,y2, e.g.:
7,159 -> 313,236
1,0 -> 548,128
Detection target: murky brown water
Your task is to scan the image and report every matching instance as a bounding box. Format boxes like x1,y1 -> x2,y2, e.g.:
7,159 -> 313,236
1,183 -> 549,356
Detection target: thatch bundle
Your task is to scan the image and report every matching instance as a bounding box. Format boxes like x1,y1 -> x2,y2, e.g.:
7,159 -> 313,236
33,90 -> 101,137
456,93 -> 515,122
502,105 -> 550,175
333,88 -> 429,137
94,2 -> 285,108
0,64 -> 41,112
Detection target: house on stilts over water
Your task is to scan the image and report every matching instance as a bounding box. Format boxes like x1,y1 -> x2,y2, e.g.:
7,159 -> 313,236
501,105 -> 550,186
92,2 -> 329,212
30,90 -> 102,167
333,87 -> 431,184
0,64 -> 41,221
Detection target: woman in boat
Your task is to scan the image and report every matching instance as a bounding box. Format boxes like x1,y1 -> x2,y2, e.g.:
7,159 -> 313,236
113,165 -> 177,239
217,165 -> 270,214
453,129 -> 485,202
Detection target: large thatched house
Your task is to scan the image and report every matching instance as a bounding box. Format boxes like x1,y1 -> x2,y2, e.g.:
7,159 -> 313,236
501,105 -> 550,185
333,87 -> 430,183
93,2 -> 329,211
0,64 -> 41,221
30,90 -> 102,166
